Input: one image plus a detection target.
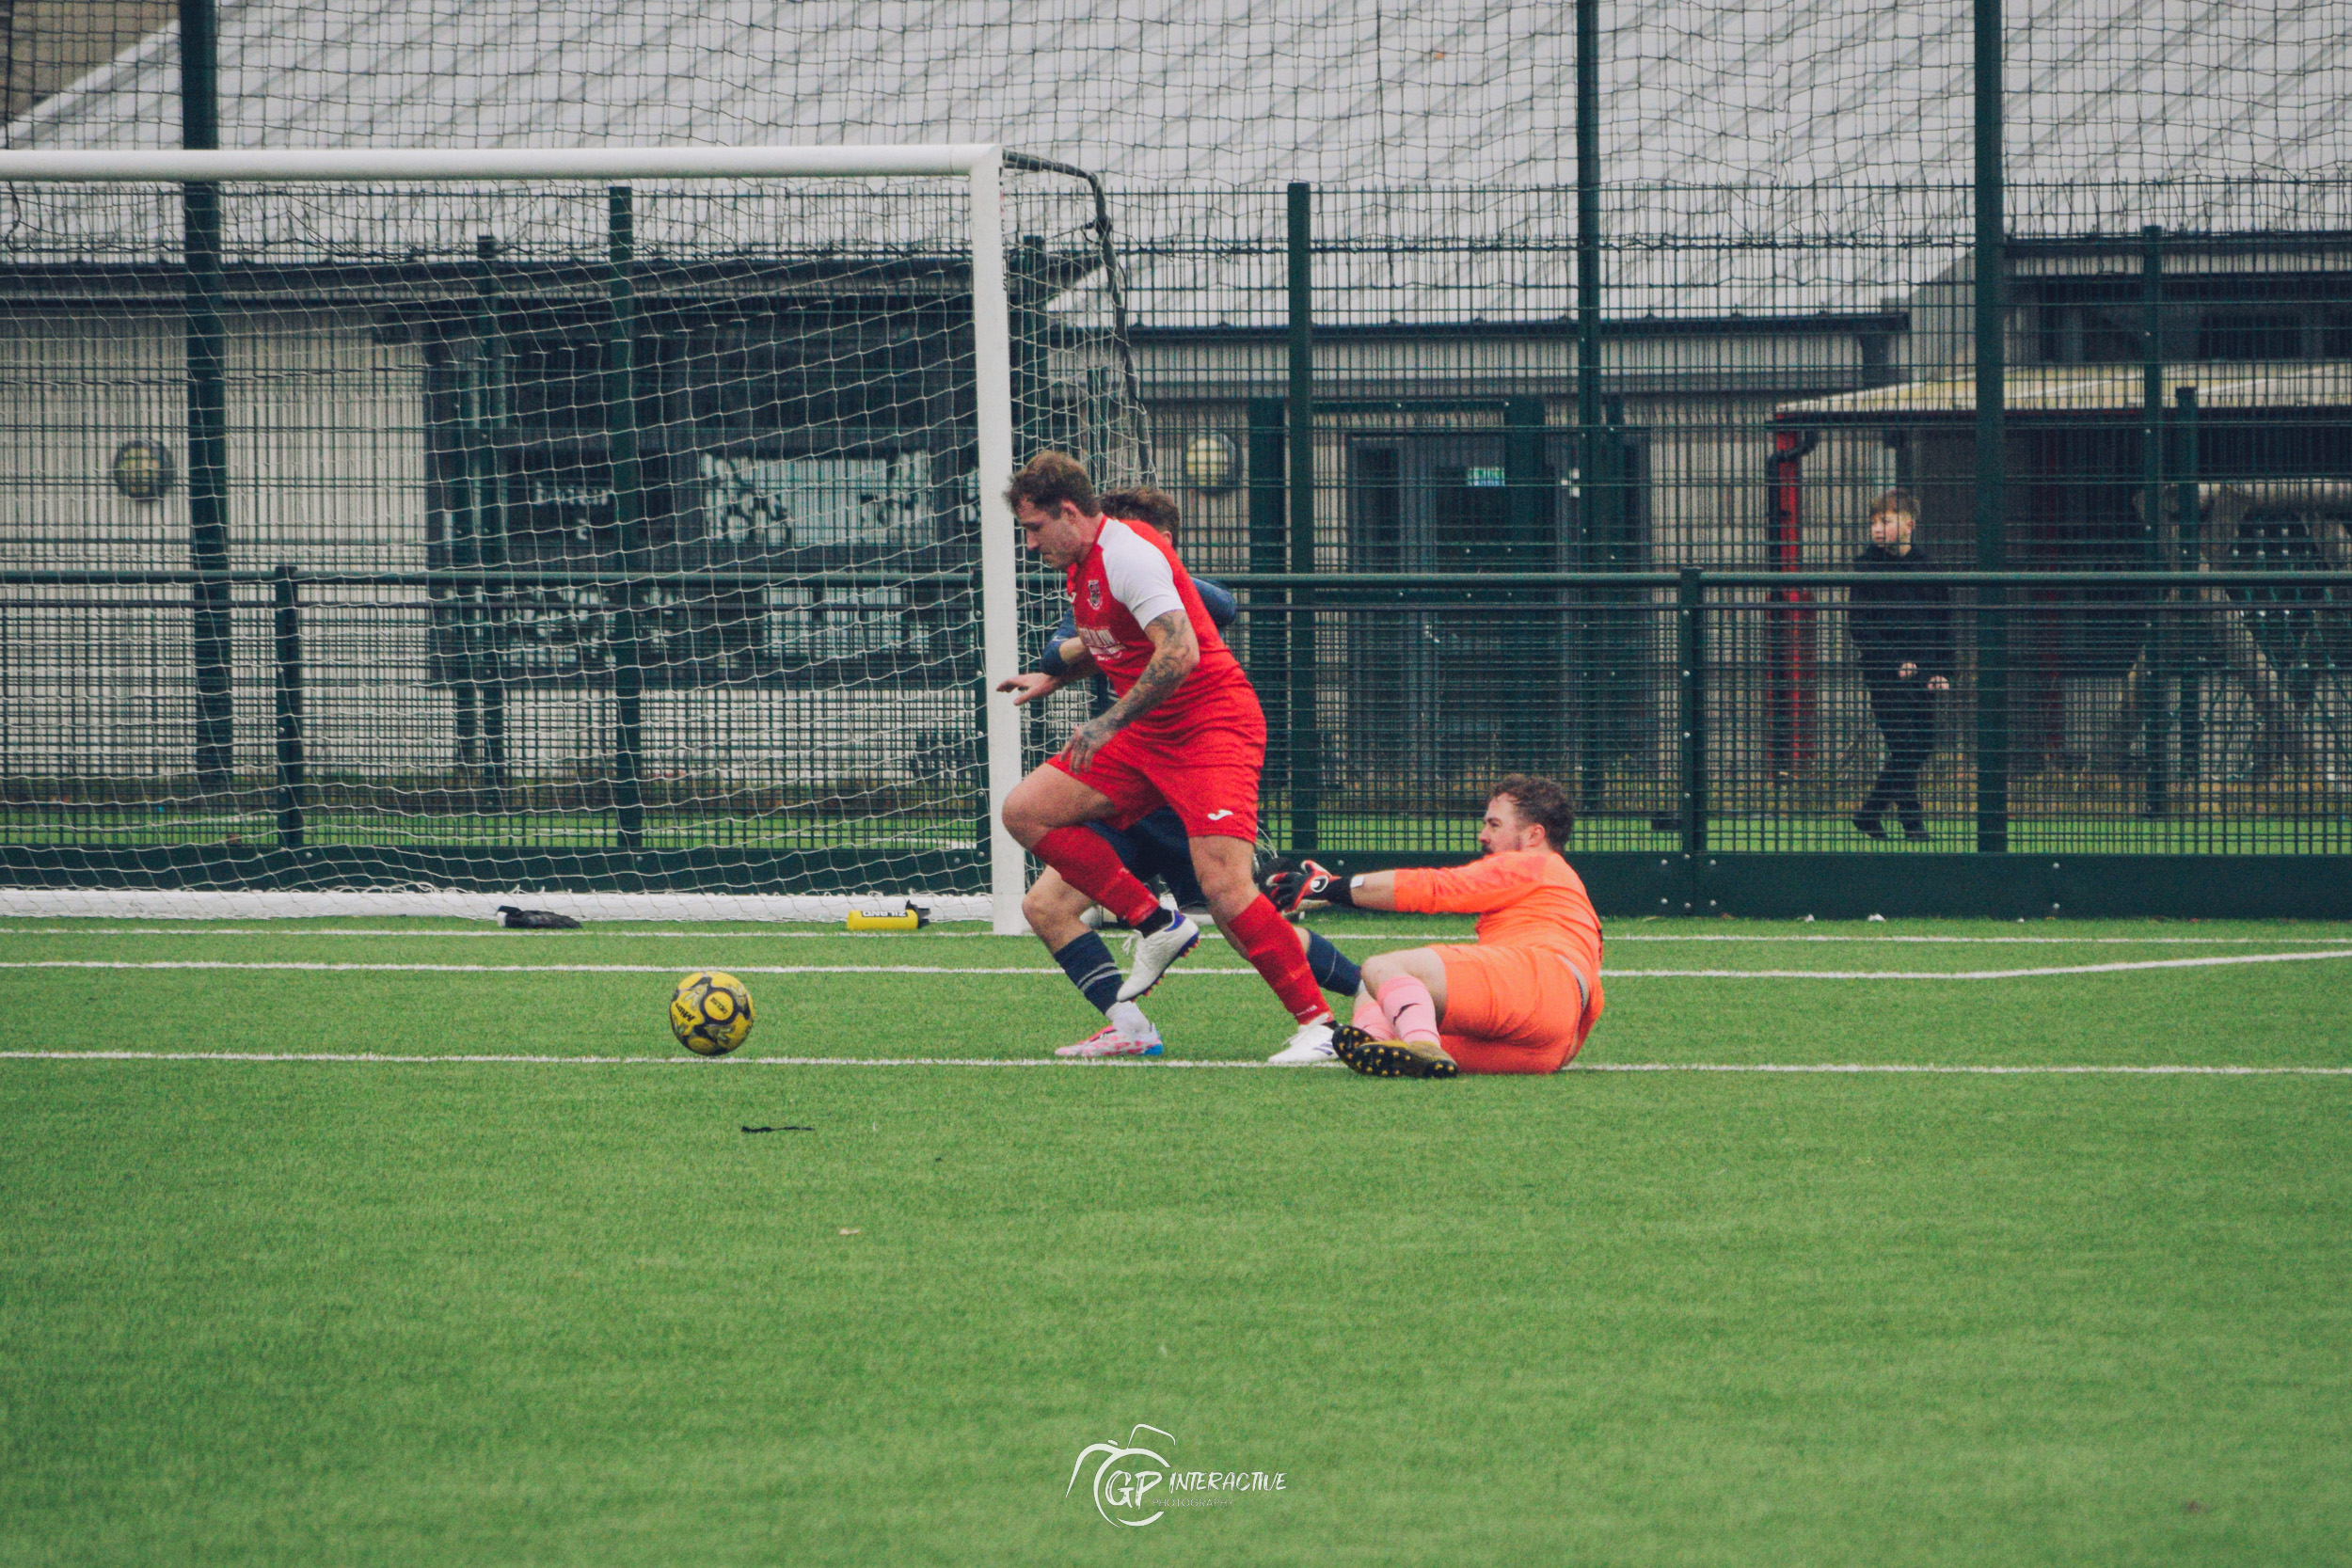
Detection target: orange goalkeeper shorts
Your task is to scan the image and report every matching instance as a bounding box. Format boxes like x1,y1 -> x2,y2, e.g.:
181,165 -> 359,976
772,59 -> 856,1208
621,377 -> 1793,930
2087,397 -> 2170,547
1434,942 -> 1603,1074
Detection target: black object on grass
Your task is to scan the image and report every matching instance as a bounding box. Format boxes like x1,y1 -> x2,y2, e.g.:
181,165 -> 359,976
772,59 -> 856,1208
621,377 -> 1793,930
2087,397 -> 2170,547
742,1125 -> 815,1134
499,906 -> 582,929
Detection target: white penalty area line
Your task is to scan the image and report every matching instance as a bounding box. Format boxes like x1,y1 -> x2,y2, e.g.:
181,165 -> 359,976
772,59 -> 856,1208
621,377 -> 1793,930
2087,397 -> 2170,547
3,927 -> 2349,949
1,1051 -> 2346,1077
1583,1063 -> 2352,1075
3,950 -> 2350,979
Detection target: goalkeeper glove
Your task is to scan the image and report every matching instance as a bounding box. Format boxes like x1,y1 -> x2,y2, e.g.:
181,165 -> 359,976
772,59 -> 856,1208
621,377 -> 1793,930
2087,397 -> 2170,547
1262,858 -> 1353,913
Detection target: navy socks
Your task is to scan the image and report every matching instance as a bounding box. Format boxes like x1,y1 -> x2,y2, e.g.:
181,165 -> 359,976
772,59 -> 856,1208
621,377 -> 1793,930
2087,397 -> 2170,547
1304,930 -> 1362,995
1060,926 -> 1352,1010
1052,931 -> 1126,1016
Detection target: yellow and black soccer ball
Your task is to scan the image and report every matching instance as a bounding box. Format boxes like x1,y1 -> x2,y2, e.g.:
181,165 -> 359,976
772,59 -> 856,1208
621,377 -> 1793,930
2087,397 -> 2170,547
670,970 -> 754,1056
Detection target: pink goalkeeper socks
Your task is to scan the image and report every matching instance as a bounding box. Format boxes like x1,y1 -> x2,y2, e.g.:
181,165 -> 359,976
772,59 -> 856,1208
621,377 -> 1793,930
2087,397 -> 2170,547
1351,989 -> 1397,1039
1374,975 -> 1441,1044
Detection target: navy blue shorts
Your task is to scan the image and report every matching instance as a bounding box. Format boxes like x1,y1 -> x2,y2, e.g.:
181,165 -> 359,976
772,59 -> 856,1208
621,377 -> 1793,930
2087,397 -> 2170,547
1087,808 -> 1203,909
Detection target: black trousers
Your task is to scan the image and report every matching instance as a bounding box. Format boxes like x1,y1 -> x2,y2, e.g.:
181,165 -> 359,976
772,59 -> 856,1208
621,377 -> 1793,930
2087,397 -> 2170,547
1860,673 -> 1937,828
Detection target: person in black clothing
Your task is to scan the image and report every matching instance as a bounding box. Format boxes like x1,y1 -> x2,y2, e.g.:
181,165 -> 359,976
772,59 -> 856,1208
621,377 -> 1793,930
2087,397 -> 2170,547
1849,490 -> 1952,841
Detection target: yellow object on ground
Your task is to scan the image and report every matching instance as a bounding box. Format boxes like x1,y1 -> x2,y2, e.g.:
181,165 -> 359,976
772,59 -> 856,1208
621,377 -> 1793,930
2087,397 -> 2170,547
846,908 -> 927,931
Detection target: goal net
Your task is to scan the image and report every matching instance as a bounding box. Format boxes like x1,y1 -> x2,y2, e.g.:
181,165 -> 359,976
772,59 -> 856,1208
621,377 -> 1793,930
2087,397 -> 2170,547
0,148 -> 1148,928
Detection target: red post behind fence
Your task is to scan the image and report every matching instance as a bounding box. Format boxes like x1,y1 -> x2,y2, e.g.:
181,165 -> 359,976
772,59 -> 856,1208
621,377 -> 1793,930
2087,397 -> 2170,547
1768,426 -> 1819,774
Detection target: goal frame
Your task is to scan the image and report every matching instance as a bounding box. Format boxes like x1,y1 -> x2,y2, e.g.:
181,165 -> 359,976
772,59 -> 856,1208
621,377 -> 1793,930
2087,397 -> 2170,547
0,145 -> 1028,932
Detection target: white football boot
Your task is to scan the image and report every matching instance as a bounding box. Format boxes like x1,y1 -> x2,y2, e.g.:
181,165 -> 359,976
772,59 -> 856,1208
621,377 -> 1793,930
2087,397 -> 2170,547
1115,911 -> 1201,1002
1056,1020 -> 1165,1059
1265,1017 -> 1338,1065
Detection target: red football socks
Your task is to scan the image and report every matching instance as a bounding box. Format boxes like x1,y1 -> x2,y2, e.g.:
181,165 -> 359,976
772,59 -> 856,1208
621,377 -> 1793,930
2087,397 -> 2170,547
1224,895 -> 1332,1024
1375,975 -> 1442,1044
1034,827 -> 1162,927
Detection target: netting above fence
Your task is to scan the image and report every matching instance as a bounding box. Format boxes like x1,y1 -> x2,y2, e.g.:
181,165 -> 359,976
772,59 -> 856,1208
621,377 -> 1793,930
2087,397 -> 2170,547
11,3 -> 2346,189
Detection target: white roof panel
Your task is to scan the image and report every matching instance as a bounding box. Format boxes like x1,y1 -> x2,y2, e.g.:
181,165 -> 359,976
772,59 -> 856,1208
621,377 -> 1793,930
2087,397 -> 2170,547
5,1 -> 2345,322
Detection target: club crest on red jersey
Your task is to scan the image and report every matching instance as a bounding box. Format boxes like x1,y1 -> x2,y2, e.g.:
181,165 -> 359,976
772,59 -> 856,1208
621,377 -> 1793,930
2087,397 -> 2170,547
1088,580 -> 1104,610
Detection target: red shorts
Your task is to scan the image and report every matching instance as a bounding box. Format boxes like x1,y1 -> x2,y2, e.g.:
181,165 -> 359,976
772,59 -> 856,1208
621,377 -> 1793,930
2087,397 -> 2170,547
1434,942 -> 1603,1074
1049,693 -> 1265,841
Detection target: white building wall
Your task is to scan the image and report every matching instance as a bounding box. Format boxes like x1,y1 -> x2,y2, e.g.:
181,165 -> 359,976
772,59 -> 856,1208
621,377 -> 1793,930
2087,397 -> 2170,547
0,306 -> 432,778
0,307 -> 975,794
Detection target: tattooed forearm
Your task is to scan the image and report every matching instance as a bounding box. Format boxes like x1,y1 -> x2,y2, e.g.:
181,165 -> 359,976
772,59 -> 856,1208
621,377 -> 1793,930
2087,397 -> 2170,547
1097,610 -> 1197,733
1062,610 -> 1200,771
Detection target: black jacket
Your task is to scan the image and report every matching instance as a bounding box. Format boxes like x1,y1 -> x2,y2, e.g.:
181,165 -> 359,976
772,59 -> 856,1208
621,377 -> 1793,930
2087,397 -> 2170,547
1848,543 -> 1953,681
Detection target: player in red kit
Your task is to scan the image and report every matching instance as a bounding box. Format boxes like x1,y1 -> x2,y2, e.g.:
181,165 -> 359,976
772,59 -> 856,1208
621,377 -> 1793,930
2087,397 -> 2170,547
995,452 -> 1336,1062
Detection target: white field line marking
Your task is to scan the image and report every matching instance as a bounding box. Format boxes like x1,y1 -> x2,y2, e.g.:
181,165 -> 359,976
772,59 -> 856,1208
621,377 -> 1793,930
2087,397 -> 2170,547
1,1051 -> 2346,1076
4,951 -> 2351,979
1601,934 -> 2352,945
0,1050 -> 1261,1069
5,927 -> 2351,948
0,960 -> 1122,975
1604,950 -> 2352,978
0,927 -> 1033,940
1580,1063 -> 2352,1075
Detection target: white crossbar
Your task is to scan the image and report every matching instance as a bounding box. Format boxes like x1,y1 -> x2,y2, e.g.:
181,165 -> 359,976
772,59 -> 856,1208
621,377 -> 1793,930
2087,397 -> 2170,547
0,145 -> 1001,182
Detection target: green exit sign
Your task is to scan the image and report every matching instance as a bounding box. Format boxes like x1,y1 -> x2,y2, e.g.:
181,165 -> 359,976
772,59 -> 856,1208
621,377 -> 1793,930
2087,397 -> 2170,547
1466,467 -> 1505,487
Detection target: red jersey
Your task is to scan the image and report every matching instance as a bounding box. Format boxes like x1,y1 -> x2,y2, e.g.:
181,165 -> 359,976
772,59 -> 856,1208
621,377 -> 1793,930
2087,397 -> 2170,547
1066,515 -> 1257,736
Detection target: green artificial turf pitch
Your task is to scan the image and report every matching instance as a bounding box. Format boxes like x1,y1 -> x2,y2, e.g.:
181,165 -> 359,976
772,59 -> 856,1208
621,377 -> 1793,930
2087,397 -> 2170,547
2,914 -> 2349,1565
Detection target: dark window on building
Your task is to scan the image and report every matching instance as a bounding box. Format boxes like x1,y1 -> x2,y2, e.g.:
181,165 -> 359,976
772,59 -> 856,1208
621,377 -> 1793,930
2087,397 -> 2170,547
1348,444 -> 1405,574
2026,266 -> 2352,365
2197,310 -> 2304,361
1339,430 -> 1635,782
2323,311 -> 2352,359
2039,305 -> 2143,364
422,289 -> 977,693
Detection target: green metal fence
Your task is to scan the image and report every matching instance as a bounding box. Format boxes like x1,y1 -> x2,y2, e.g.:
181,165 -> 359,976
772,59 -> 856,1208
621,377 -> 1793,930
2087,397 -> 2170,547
3,0 -> 2349,914
13,560 -> 2339,910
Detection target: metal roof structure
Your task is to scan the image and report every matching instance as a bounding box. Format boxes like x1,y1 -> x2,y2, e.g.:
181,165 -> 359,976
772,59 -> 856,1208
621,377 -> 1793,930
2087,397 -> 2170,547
1783,362 -> 2352,420
4,1 -> 2348,323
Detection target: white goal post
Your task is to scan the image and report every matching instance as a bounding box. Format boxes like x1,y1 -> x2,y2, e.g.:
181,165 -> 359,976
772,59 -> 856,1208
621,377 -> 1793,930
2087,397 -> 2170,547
0,145 -> 1030,932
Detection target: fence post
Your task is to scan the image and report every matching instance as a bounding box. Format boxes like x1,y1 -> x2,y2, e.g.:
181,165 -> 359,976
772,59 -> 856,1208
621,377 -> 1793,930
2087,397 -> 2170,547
1286,182 -> 1320,850
1971,0 -> 2009,854
1588,402 -> 1629,813
2174,385 -> 2201,785
1009,233 -> 1049,455
181,0 -> 234,796
1679,567 -> 1707,855
473,233 -> 510,815
1247,395 -> 1289,790
1504,395 -> 1552,772
452,242 -> 484,780
1574,0 -> 1604,815
273,565 -> 306,849
607,186 -> 645,852
2140,225 -> 2169,818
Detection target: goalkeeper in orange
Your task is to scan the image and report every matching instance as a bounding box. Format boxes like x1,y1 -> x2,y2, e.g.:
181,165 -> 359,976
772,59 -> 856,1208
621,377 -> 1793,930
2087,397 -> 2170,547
1263,773 -> 1603,1079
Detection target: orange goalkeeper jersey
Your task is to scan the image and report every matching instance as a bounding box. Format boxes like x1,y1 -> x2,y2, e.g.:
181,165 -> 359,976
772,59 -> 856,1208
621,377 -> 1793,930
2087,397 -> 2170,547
1391,850 -> 1602,959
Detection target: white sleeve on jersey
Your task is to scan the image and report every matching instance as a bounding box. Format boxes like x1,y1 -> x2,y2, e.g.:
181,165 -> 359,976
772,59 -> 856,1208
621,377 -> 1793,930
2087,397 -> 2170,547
1096,519 -> 1185,629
